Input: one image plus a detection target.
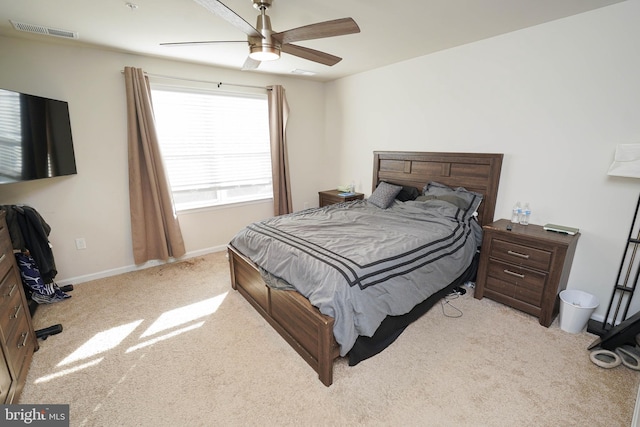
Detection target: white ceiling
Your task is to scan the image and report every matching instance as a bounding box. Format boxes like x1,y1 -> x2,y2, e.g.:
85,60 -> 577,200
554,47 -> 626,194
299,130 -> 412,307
0,0 -> 626,82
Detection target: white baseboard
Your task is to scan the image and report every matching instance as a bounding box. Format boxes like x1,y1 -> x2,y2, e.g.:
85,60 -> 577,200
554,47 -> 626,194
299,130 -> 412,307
587,311 -> 633,330
55,245 -> 227,287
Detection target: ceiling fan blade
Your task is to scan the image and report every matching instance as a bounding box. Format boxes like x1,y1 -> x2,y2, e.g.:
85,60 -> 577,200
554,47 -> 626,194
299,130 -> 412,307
160,40 -> 246,46
272,18 -> 360,45
193,0 -> 263,39
242,56 -> 261,70
281,44 -> 342,66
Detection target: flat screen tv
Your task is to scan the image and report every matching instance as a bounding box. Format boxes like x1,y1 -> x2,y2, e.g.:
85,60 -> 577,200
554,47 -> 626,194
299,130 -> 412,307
0,88 -> 77,184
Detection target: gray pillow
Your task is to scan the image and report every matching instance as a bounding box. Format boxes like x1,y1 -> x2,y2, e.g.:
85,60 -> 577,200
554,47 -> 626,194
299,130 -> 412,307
368,181 -> 403,209
416,194 -> 469,209
421,181 -> 483,219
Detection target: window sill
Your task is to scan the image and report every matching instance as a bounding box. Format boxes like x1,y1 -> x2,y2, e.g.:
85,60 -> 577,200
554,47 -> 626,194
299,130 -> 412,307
176,197 -> 273,215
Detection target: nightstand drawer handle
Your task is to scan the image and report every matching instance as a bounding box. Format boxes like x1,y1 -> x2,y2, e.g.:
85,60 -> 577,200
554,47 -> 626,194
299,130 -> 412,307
504,269 -> 525,279
507,250 -> 530,259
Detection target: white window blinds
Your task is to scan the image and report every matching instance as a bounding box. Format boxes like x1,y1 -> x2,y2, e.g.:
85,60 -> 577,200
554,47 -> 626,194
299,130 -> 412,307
151,86 -> 272,211
0,90 -> 23,181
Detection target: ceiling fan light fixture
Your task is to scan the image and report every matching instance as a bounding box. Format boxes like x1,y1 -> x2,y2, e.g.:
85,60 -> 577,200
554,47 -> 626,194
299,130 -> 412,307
249,45 -> 280,61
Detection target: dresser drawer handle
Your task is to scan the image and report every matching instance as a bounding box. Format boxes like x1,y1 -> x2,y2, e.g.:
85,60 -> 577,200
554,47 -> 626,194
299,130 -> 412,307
18,332 -> 29,349
10,304 -> 21,319
507,250 -> 530,259
504,269 -> 525,279
5,283 -> 17,298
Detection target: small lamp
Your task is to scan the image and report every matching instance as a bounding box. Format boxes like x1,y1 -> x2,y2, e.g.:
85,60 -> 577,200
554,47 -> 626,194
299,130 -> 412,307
589,144 -> 640,335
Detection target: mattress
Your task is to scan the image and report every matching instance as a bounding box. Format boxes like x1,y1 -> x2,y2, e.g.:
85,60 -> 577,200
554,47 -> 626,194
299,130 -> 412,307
230,198 -> 482,356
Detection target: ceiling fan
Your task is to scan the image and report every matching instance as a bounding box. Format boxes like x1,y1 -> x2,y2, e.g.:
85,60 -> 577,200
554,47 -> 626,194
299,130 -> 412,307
161,0 -> 360,70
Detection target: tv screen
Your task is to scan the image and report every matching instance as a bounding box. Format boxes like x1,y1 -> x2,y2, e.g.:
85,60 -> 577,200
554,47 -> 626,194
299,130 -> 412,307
0,88 -> 77,184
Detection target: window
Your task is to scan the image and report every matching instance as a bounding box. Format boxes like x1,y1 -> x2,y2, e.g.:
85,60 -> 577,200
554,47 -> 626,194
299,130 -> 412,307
0,90 -> 23,181
151,86 -> 272,211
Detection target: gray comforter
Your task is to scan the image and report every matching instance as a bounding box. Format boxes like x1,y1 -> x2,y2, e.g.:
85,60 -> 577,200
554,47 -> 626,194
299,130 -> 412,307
230,199 -> 482,356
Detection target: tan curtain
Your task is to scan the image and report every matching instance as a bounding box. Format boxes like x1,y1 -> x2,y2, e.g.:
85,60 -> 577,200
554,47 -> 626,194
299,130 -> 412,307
267,85 -> 292,216
124,66 -> 186,264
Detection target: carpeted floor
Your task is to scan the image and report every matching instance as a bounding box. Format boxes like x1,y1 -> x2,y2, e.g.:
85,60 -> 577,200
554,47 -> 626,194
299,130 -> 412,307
19,251 -> 640,426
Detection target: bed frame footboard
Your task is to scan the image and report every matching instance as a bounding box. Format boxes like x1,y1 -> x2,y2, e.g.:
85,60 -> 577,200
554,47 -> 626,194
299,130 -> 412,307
228,245 -> 340,386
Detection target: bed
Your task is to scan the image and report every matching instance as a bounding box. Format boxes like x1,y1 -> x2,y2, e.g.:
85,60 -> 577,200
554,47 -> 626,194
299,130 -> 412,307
227,151 -> 503,386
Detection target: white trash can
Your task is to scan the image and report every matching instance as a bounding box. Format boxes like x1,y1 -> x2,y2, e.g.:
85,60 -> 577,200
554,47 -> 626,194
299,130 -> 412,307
558,290 -> 599,333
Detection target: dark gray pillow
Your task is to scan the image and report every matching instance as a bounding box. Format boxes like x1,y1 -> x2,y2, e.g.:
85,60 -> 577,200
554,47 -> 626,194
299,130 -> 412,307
396,185 -> 420,202
421,181 -> 483,219
368,182 -> 403,209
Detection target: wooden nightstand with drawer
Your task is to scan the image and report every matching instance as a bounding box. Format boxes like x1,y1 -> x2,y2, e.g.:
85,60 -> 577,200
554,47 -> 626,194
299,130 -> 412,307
474,219 -> 580,327
318,190 -> 364,207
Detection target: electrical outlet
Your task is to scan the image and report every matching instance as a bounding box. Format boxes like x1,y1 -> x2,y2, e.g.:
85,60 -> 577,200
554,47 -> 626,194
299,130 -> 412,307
75,238 -> 86,250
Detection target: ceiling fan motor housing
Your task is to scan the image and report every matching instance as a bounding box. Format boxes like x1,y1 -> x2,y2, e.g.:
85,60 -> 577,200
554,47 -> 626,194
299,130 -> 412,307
248,10 -> 280,60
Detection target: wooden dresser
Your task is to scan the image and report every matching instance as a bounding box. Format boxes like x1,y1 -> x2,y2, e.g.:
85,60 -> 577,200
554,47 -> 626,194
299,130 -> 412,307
474,219 -> 580,327
0,210 -> 38,403
318,189 -> 364,207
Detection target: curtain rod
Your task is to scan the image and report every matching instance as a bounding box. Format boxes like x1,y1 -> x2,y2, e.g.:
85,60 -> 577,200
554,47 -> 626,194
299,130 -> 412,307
120,70 -> 270,91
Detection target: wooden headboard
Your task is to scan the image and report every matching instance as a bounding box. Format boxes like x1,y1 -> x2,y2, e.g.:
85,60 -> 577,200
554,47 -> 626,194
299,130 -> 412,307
372,151 -> 503,227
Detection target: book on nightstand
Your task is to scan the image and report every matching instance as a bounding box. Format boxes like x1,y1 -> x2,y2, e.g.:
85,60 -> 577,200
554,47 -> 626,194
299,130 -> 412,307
543,223 -> 580,235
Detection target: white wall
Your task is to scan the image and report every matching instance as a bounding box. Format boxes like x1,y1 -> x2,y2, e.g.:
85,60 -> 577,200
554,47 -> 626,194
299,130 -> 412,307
325,0 -> 640,322
0,36 -> 330,283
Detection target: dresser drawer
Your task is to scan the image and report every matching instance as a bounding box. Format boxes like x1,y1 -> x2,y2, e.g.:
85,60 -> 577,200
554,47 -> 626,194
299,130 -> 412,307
0,269 -> 21,318
0,273 -> 24,343
486,259 -> 546,307
0,233 -> 13,285
5,313 -> 32,378
490,238 -> 552,271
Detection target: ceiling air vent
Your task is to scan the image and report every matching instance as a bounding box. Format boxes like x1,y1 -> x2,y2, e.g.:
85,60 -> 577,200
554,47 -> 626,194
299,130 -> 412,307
10,20 -> 79,39
290,69 -> 316,76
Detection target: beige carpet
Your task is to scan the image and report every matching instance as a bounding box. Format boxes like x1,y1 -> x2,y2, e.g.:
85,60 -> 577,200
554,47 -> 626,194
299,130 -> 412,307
20,251 -> 639,426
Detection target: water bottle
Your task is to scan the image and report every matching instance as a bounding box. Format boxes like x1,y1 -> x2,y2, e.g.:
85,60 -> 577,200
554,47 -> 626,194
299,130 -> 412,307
520,202 -> 531,225
511,202 -> 521,223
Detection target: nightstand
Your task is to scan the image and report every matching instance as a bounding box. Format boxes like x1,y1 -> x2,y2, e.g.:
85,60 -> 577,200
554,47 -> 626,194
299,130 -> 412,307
318,189 -> 364,207
474,219 -> 580,327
